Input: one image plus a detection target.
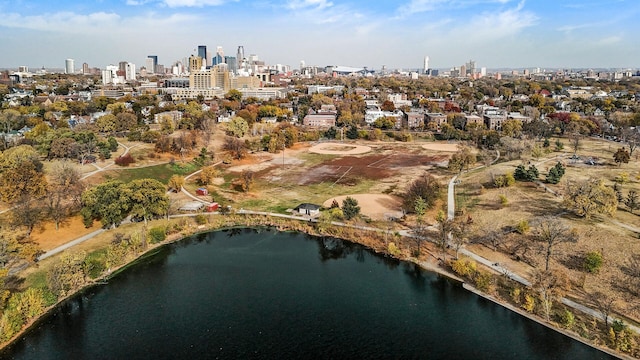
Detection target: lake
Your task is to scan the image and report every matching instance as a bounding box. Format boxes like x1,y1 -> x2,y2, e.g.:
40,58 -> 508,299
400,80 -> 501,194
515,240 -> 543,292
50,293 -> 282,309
2,228 -> 616,359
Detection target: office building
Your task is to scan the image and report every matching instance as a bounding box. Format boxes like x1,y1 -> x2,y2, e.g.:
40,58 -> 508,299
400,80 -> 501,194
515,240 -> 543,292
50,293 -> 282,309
147,55 -> 158,74
197,45 -> 208,66
65,59 -> 75,74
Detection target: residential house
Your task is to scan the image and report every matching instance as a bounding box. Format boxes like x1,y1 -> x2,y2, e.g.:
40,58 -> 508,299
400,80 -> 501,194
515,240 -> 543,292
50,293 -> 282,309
425,113 -> 447,131
404,111 -> 425,129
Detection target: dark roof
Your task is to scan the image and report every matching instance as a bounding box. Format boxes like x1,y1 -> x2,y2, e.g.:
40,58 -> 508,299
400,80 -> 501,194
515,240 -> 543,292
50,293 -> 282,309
295,203 -> 321,211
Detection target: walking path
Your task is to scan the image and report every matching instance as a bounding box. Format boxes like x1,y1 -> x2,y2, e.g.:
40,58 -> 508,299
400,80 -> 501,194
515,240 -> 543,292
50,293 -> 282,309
446,151 -> 640,335
31,147 -> 640,337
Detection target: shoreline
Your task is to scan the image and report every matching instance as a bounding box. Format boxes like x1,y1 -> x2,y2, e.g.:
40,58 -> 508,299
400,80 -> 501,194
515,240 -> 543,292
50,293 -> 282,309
0,217 -> 632,359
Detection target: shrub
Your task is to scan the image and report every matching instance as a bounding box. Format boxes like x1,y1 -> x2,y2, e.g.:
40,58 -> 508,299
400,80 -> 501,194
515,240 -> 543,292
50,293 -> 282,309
516,219 -> 530,234
194,214 -> 208,225
388,242 -> 401,256
148,226 -> 167,244
114,153 -> 135,166
584,251 -> 603,273
499,194 -> 509,206
510,287 -> 522,304
473,270 -> 494,292
451,258 -> 477,277
558,309 -> 575,329
522,294 -> 536,312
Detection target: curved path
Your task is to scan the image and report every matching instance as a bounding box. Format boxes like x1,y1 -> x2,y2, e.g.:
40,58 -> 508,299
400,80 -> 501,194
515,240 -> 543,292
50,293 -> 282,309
446,150 -> 640,335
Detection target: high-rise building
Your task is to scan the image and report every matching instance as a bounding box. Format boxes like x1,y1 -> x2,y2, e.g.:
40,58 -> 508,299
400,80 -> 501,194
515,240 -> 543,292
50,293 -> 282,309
212,46 -> 224,66
125,63 -> 136,81
198,45 -> 208,66
65,59 -> 75,74
189,55 -> 203,72
147,55 -> 158,74
423,56 -> 429,74
237,46 -> 244,62
82,63 -> 89,74
225,56 -> 237,74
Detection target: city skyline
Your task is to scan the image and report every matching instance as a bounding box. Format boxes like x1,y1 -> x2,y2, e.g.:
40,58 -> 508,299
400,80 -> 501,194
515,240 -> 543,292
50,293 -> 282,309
1,0 -> 639,70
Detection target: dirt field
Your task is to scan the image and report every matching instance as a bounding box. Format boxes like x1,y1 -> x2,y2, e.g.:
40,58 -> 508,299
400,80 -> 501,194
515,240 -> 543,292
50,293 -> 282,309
421,142 -> 461,152
308,142 -> 372,155
323,194 -> 403,220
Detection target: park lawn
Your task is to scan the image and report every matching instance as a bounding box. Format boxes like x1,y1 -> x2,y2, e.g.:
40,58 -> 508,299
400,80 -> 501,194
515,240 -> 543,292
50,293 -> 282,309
103,161 -> 201,184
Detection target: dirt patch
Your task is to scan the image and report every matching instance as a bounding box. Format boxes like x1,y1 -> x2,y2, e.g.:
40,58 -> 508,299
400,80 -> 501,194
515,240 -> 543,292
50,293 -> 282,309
323,194 -> 403,220
309,142 -> 372,155
422,142 -> 462,152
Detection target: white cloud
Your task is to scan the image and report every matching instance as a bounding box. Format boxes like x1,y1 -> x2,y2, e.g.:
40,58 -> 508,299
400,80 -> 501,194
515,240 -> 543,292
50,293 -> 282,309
395,0 -> 515,18
286,0 -> 333,10
0,10 -> 197,34
162,0 -> 229,7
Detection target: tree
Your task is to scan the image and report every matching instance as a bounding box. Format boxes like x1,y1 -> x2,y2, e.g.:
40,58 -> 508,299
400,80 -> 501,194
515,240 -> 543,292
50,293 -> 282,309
380,100 -> 395,112
241,170 -> 254,192
226,117 -> 249,138
402,173 -> 444,213
47,251 -> 87,297
0,145 -> 47,203
546,162 -> 566,184
613,147 -> 630,166
448,146 -> 477,173
514,164 -> 539,182
625,190 -> 639,214
413,197 -> 427,255
532,269 -> 568,321
45,161 -> 85,229
534,217 -> 578,271
223,136 -> 247,160
563,178 -> 617,219
127,179 -> 169,225
198,166 -> 218,186
225,89 -> 243,102
341,197 -> 361,220
167,175 -> 184,193
435,210 -> 452,261
81,180 -> 131,228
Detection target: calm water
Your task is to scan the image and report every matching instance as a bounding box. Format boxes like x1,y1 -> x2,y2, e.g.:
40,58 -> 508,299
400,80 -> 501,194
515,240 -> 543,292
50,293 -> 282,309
3,228 -> 615,359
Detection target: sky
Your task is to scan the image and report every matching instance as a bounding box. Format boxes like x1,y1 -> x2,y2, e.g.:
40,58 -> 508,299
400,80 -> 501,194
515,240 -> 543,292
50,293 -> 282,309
0,0 -> 639,71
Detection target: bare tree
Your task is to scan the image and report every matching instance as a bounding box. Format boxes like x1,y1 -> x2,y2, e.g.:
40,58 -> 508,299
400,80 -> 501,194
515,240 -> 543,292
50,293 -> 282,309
534,217 -> 578,271
532,269 -> 568,321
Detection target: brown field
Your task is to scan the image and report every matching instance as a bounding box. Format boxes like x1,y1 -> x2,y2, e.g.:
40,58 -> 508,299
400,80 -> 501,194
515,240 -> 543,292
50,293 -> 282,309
31,216 -> 103,252
457,136 -> 640,323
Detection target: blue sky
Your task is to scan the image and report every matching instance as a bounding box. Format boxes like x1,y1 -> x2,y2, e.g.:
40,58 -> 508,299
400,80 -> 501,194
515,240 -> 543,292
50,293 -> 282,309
0,0 -> 638,71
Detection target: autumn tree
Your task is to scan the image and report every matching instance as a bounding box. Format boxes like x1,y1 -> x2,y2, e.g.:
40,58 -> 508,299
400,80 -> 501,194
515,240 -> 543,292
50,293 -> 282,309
613,147 -> 630,166
81,180 -> 131,228
47,251 -> 88,297
127,179 -> 169,225
435,210 -> 452,261
402,173 -> 444,213
167,175 -> 184,193
534,217 -> 578,271
0,145 -> 47,203
226,117 -> 249,138
448,146 -> 476,173
197,166 -> 218,186
241,170 -> 254,192
45,161 -> 85,230
562,178 -> 617,219
532,269 -> 569,321
223,136 -> 247,160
